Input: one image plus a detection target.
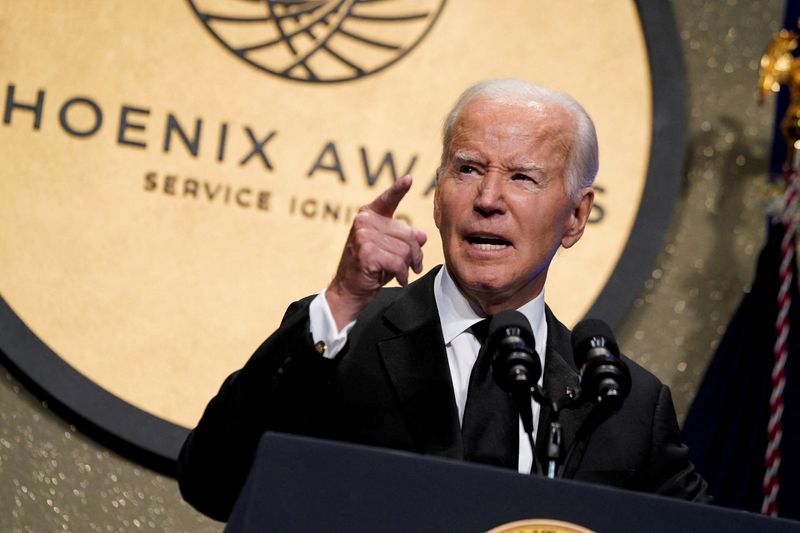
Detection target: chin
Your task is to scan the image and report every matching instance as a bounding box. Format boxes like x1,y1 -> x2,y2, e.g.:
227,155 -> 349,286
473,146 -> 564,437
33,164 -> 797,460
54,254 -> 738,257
454,269 -> 507,294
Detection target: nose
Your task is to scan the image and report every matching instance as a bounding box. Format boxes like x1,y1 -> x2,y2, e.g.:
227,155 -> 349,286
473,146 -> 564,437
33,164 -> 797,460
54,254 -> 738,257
474,173 -> 506,216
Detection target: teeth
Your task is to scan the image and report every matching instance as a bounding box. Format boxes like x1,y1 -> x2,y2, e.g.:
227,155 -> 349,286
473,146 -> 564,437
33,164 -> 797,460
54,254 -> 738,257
473,243 -> 507,250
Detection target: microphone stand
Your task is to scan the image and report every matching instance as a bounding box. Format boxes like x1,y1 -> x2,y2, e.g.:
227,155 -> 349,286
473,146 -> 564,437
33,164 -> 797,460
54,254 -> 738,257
530,385 -> 575,479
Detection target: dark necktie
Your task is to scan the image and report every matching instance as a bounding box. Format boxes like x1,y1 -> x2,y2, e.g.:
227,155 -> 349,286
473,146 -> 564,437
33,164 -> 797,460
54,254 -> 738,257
461,318 -> 519,469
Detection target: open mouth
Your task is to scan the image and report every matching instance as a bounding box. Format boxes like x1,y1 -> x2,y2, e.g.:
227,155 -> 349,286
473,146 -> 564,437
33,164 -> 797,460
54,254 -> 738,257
466,234 -> 512,251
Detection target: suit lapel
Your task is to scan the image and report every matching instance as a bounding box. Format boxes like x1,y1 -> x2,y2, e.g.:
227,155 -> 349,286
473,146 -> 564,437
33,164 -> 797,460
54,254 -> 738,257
377,268 -> 464,459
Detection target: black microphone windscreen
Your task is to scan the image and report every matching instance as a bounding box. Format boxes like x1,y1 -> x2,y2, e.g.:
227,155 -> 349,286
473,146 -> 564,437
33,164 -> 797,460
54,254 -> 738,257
571,319 -> 619,362
487,310 -> 535,347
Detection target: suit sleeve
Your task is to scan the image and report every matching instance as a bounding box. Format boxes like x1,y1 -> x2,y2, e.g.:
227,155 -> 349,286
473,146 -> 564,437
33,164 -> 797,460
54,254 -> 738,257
177,297 -> 338,521
646,384 -> 711,502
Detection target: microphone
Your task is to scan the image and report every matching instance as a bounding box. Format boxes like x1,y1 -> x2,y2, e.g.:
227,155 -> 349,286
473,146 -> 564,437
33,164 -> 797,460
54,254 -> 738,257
571,319 -> 631,411
487,310 -> 541,435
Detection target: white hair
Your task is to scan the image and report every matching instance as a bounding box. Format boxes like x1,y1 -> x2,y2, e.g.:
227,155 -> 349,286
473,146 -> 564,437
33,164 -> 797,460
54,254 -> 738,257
438,78 -> 599,199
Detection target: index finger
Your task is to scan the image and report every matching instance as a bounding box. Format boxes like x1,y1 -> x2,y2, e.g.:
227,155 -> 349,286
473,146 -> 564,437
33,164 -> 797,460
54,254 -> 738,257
368,175 -> 413,218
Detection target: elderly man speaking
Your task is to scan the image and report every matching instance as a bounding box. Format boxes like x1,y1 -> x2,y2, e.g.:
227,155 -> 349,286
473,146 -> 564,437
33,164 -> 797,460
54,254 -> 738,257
178,79 -> 708,521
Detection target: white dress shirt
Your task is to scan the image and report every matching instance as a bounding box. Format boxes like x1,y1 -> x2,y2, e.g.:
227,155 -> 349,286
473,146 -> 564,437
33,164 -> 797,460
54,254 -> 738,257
308,267 -> 548,474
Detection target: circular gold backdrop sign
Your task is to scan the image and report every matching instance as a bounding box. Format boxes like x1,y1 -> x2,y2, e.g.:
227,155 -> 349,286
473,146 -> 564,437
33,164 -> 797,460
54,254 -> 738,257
0,0 -> 684,466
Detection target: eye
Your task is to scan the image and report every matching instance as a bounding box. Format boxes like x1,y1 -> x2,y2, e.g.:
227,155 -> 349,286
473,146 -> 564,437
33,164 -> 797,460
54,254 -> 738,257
512,173 -> 533,182
460,165 -> 477,174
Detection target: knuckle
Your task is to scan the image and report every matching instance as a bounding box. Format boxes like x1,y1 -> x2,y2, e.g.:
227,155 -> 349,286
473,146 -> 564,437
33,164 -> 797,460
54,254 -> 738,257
352,210 -> 371,229
397,241 -> 413,261
352,227 -> 376,248
358,241 -> 376,258
391,255 -> 407,273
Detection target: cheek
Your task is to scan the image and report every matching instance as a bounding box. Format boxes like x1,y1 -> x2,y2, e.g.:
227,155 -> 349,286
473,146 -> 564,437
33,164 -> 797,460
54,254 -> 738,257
433,185 -> 444,229
435,191 -> 456,228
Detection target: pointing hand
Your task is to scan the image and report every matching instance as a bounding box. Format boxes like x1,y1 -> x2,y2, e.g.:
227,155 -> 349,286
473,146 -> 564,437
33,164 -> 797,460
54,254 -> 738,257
326,175 -> 428,329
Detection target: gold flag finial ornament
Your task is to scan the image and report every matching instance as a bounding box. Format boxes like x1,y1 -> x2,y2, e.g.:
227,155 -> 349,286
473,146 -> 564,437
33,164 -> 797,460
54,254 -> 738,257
759,29 -> 798,99
760,29 -> 800,168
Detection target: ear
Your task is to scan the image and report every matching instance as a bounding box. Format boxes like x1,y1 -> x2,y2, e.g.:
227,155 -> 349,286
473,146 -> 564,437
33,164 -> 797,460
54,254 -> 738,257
433,170 -> 442,229
561,187 -> 594,249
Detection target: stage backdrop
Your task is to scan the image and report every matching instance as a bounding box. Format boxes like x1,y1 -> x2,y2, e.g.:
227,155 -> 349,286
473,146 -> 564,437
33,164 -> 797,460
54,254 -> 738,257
0,0 -> 685,469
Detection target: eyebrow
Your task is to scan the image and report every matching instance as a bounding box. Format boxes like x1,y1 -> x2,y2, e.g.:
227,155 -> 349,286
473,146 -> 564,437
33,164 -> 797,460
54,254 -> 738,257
514,162 -> 544,172
452,151 -> 545,173
452,151 -> 482,165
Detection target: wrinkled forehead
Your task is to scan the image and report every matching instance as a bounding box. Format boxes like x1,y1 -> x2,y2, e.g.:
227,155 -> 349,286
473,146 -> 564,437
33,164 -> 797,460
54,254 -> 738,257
463,96 -> 572,129
448,98 -> 576,159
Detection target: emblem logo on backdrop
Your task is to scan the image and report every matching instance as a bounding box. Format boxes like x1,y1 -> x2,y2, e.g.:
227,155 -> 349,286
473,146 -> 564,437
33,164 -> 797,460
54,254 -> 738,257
187,0 -> 446,82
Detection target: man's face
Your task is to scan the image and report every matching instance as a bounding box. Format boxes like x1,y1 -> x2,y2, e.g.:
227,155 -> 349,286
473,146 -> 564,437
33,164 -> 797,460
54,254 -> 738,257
433,98 -> 593,314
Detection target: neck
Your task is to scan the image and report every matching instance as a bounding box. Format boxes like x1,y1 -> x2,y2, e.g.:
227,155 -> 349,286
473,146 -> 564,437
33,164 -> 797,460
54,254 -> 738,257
450,273 -> 546,317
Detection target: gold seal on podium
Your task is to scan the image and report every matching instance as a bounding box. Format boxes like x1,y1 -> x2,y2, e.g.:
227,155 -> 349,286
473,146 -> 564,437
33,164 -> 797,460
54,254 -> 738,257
485,518 -> 597,533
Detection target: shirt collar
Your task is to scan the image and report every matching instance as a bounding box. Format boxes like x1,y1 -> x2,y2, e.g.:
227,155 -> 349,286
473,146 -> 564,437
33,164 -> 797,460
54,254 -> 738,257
433,266 -> 548,355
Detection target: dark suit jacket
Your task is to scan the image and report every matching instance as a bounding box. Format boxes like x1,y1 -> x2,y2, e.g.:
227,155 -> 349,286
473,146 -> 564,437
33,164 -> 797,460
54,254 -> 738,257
178,268 -> 708,521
